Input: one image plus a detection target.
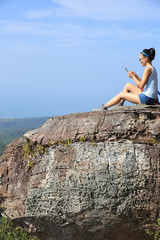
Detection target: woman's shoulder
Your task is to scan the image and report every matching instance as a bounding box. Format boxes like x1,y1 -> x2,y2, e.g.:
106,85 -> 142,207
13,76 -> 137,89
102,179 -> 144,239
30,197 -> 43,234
146,65 -> 153,69
144,66 -> 153,76
145,66 -> 153,72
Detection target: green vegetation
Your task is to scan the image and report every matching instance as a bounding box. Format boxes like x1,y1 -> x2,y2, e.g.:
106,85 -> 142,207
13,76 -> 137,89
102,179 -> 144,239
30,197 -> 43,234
147,218 -> 160,240
153,135 -> 160,144
50,137 -> 73,148
0,217 -> 40,240
0,117 -> 49,156
0,117 -> 49,239
80,134 -> 86,142
91,133 -> 97,146
22,139 -> 49,172
48,133 -> 98,149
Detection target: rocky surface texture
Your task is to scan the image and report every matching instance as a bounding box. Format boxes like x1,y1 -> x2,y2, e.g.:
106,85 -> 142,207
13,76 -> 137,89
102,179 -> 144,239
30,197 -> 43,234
0,105 -> 160,240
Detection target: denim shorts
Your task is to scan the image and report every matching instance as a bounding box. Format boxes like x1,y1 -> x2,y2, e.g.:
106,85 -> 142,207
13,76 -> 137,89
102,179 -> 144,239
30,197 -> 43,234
139,93 -> 156,105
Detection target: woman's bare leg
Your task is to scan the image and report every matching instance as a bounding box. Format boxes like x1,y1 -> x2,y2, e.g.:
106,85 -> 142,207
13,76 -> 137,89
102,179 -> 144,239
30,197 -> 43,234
105,83 -> 142,108
105,91 -> 141,108
123,83 -> 142,94
119,83 -> 142,105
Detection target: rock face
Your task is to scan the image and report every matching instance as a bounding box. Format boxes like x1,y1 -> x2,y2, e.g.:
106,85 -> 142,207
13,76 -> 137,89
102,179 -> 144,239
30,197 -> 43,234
0,105 -> 160,240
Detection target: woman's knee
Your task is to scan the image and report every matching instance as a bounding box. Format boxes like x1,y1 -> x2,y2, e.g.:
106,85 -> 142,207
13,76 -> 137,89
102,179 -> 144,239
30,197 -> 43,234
124,82 -> 132,90
118,92 -> 124,99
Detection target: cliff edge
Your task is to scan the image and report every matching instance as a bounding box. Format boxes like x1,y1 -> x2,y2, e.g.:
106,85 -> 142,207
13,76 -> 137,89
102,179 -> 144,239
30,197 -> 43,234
0,105 -> 160,240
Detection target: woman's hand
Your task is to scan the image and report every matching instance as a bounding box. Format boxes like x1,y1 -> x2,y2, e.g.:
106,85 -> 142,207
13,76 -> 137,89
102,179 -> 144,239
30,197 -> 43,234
128,71 -> 135,78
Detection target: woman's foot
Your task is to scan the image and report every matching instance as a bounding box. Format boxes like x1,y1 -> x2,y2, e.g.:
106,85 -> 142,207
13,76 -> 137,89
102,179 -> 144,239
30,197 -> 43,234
92,104 -> 107,111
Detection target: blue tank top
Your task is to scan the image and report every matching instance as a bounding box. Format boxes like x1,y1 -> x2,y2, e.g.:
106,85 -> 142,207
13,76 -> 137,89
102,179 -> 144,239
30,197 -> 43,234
143,66 -> 158,99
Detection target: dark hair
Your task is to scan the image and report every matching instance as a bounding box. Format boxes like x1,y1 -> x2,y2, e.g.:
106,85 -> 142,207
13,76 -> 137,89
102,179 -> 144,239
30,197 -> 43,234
141,48 -> 156,61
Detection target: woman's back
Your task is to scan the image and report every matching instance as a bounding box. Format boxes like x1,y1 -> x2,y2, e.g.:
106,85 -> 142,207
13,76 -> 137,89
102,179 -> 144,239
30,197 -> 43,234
143,66 -> 158,99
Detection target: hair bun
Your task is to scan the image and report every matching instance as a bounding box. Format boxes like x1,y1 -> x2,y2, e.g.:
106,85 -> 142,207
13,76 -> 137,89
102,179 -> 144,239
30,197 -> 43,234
149,48 -> 156,60
142,48 -> 156,61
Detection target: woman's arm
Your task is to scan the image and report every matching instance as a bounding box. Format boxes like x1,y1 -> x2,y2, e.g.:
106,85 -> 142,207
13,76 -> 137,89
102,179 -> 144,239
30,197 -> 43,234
128,68 -> 152,89
132,72 -> 141,82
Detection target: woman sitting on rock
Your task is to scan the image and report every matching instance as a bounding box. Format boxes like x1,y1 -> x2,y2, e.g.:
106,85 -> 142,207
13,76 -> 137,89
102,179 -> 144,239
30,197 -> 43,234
94,48 -> 158,111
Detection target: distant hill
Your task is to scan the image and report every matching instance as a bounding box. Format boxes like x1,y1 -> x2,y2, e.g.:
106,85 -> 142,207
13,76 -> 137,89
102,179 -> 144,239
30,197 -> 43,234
0,117 -> 49,156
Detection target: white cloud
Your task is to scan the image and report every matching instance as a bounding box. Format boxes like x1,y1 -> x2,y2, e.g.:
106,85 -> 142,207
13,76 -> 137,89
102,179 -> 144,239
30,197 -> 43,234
25,9 -> 53,19
0,20 -> 157,44
51,0 -> 160,21
1,0 -> 160,50
1,21 -> 84,38
23,1 -> 160,23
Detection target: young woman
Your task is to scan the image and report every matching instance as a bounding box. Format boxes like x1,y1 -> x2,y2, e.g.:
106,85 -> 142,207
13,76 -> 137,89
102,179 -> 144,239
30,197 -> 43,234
94,48 -> 158,111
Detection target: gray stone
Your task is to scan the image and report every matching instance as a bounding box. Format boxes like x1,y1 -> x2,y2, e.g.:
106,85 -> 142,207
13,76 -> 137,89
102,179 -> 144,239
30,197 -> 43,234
0,105 -> 160,240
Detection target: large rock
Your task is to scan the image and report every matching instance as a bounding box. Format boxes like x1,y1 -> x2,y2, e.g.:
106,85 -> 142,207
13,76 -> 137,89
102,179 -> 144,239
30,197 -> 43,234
0,105 -> 160,240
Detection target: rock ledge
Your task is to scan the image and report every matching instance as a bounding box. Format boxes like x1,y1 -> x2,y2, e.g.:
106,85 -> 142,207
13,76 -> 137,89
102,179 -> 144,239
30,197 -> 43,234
0,105 -> 160,240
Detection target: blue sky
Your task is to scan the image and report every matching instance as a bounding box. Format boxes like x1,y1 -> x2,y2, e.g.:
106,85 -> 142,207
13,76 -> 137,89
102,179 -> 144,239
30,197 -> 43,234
0,0 -> 160,117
